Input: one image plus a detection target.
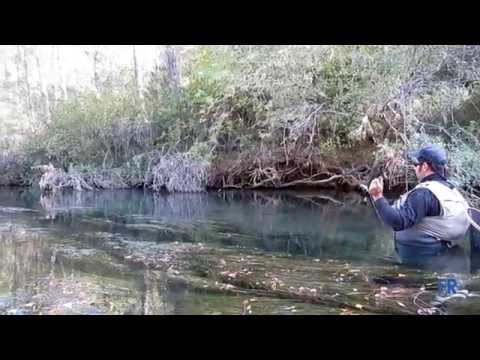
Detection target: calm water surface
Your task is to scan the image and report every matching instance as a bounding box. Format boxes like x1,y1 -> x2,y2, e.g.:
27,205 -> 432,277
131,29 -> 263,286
0,188 -> 476,314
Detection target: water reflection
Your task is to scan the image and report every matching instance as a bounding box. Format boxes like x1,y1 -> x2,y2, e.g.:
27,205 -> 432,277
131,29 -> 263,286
2,188 -> 478,269
0,188 -> 398,261
0,229 -> 53,295
40,194 -> 57,220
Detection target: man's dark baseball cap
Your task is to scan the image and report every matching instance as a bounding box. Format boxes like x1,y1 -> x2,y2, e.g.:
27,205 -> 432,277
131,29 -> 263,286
409,144 -> 447,175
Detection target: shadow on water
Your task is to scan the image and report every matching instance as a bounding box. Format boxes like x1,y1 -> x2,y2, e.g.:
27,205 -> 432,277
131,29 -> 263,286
1,187 -> 480,314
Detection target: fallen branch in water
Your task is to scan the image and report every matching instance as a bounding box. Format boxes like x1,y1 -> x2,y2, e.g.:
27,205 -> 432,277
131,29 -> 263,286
277,174 -> 343,189
82,236 -> 427,315
37,164 -> 131,194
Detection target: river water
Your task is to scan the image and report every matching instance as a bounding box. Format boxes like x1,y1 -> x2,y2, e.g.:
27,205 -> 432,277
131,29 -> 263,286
0,188 -> 478,315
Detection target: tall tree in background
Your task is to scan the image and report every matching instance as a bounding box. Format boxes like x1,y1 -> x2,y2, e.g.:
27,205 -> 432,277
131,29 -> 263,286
20,45 -> 35,124
34,46 -> 51,125
83,46 -> 104,95
15,46 -> 23,113
92,46 -> 102,93
49,46 -> 57,108
55,46 -> 68,100
0,47 -> 15,103
132,45 -> 149,121
132,45 -> 141,99
1,47 -> 9,83
164,46 -> 179,89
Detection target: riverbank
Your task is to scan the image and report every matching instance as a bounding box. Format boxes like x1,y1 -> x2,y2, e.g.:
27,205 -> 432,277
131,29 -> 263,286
0,143 -> 409,197
3,149 -> 479,211
2,46 -> 480,202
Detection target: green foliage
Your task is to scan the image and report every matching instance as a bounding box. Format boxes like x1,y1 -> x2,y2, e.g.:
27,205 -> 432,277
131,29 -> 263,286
185,46 -> 233,107
3,45 -> 480,191
144,46 -> 234,154
448,142 -> 480,188
188,141 -> 214,162
26,86 -> 143,169
410,131 -> 480,188
145,85 -> 194,151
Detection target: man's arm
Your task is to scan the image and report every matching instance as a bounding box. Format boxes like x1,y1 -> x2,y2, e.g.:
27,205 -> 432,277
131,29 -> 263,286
374,190 -> 436,231
368,177 -> 441,231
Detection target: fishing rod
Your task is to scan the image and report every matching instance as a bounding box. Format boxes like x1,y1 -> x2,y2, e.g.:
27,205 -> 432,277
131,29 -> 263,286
467,207 -> 480,233
358,182 -> 383,224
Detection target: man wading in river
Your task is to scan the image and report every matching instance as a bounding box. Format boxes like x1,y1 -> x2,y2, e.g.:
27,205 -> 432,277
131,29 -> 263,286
368,144 -> 470,267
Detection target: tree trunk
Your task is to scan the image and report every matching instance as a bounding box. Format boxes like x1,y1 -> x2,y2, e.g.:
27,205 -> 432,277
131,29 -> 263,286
34,46 -> 51,125
3,49 -> 10,83
50,46 -> 57,108
93,48 -> 101,94
15,46 -> 23,113
132,45 -> 148,121
21,45 -> 35,125
164,46 -> 179,89
132,45 -> 141,99
56,46 -> 68,100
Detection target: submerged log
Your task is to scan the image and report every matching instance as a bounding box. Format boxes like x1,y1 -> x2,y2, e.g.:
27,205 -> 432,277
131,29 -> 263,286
3,225 -> 472,315
81,234 -> 438,315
